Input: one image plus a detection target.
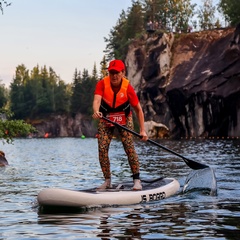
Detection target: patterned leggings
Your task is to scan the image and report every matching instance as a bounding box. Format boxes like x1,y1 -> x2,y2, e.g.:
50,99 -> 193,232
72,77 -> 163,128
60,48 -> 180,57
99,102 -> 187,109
97,115 -> 140,180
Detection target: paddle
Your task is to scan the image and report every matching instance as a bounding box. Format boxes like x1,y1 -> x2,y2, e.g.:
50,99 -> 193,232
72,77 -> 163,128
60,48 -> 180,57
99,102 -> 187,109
102,116 -> 209,170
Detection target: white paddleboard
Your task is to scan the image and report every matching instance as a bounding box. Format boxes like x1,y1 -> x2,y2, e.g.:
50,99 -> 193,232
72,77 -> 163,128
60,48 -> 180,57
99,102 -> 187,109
38,178 -> 180,211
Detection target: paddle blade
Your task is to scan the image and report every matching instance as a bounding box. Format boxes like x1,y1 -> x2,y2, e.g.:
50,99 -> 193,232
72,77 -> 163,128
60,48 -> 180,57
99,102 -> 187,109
183,157 -> 209,170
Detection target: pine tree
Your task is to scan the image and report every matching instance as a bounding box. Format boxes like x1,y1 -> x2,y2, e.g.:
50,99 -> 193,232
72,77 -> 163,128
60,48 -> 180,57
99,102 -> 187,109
198,0 -> 216,30
10,64 -> 30,119
218,0 -> 240,26
92,62 -> 98,80
0,81 -> 8,108
70,69 -> 82,115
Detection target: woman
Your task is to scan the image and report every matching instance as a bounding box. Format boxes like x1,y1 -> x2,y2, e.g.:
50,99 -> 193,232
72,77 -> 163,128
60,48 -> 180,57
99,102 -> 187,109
92,59 -> 148,190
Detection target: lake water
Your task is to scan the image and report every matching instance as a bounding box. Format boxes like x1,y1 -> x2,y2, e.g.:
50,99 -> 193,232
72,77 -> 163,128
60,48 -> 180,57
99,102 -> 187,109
0,137 -> 239,239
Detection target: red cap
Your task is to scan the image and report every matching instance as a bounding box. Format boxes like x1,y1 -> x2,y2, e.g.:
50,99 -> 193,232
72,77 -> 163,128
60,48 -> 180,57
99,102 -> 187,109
108,60 -> 125,72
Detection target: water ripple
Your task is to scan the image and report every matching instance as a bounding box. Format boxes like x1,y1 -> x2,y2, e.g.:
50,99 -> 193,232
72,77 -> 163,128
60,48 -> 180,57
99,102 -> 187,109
0,138 -> 239,239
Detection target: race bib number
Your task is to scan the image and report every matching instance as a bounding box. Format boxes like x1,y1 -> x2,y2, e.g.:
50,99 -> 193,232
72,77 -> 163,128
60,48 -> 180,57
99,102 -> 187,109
106,112 -> 126,126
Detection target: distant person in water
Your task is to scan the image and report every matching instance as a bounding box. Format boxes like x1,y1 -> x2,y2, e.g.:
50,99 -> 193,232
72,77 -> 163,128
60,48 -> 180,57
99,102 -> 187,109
0,151 -> 8,166
92,59 -> 148,191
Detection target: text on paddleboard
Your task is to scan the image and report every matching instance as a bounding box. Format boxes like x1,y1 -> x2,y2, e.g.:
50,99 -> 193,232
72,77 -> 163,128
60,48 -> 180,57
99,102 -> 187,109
140,191 -> 166,203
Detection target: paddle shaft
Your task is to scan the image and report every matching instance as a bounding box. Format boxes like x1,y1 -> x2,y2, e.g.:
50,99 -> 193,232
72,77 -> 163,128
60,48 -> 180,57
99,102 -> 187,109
102,116 -> 209,170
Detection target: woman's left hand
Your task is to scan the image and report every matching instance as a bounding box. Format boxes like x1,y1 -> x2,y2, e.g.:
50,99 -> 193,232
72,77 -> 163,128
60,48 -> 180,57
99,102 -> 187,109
140,131 -> 148,141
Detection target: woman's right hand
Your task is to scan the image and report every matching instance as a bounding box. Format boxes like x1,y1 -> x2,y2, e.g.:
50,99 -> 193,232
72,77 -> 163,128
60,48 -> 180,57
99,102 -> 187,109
92,111 -> 103,119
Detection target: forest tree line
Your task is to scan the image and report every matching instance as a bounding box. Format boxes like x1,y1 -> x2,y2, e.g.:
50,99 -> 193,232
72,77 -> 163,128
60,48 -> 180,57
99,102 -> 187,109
104,0 -> 240,60
0,61 -> 109,120
0,60 -> 108,142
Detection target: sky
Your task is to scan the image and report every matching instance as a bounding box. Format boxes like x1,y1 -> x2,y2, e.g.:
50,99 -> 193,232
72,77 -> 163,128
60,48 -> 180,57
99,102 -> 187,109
0,0 -> 220,87
0,0 -> 133,87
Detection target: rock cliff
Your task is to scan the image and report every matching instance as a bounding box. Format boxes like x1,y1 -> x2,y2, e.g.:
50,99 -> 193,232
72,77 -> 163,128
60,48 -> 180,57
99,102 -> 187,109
31,113 -> 96,138
125,27 -> 240,138
32,27 -> 240,139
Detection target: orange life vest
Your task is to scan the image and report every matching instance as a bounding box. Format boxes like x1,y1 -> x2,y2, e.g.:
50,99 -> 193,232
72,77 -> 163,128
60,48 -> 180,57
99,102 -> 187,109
100,76 -> 130,116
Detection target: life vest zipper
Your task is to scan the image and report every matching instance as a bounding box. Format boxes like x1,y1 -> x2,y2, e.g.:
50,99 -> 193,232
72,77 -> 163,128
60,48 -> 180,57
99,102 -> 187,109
113,93 -> 117,108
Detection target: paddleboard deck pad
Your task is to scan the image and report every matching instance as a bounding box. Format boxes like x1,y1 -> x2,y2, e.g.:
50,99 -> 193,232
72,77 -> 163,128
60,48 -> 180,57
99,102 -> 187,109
37,177 -> 180,213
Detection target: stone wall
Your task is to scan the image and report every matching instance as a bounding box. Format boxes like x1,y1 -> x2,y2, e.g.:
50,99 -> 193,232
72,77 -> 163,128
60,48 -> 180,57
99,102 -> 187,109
32,27 -> 240,139
125,27 -> 240,138
32,113 -> 97,138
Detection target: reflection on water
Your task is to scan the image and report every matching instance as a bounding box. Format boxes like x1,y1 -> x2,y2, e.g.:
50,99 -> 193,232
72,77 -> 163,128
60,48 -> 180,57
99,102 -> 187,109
37,200 -> 240,239
0,138 -> 240,239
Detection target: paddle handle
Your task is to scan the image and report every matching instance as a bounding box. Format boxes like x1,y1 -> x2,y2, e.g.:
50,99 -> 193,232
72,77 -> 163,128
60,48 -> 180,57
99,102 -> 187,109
102,116 -> 184,158
101,116 -> 209,170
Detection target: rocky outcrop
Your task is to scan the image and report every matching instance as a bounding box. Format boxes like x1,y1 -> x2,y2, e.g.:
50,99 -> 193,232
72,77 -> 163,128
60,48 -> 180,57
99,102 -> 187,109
125,27 -> 240,138
31,113 -> 97,138
31,27 -> 240,139
144,121 -> 169,138
0,151 -> 8,167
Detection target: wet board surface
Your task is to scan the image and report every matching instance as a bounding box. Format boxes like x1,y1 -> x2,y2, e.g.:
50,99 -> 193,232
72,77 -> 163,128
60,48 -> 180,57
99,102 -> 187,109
37,177 -> 180,213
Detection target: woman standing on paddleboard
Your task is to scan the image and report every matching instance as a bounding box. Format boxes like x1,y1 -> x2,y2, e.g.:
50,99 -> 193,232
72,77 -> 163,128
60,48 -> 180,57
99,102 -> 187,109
92,59 -> 148,190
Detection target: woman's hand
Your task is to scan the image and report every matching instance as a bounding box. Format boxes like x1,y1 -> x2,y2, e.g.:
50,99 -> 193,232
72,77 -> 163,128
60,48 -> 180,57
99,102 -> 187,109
140,130 -> 148,141
92,111 -> 103,119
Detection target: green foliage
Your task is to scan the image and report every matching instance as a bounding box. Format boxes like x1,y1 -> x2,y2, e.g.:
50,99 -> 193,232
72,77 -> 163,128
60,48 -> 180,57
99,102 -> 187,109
9,63 -> 98,123
55,80 -> 71,113
100,56 -> 108,79
104,1 -> 144,60
0,81 -> 8,108
142,0 -> 196,32
218,0 -> 240,26
104,10 -> 128,60
70,69 -> 97,116
198,0 -> 216,30
10,64 -> 71,119
92,63 -> 98,80
0,109 -> 36,143
104,0 -> 196,61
